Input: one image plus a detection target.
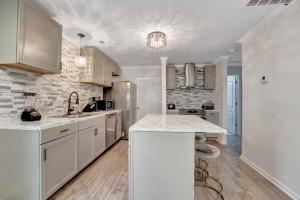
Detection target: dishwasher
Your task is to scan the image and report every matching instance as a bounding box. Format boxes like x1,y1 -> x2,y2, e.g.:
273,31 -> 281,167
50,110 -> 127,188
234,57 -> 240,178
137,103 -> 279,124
105,113 -> 117,148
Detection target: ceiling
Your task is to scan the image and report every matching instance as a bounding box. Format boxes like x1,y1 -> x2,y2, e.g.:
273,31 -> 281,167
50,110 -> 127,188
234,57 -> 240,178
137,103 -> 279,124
33,0 -> 279,66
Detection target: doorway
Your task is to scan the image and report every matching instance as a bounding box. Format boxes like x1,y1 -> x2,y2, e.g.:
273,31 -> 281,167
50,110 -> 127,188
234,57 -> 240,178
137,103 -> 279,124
227,75 -> 242,136
136,77 -> 162,120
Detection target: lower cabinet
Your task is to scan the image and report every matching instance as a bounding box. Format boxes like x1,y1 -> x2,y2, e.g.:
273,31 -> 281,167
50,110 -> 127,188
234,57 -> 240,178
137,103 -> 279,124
116,111 -> 122,140
40,133 -> 78,200
78,127 -> 95,171
93,116 -> 106,158
39,113 -> 114,199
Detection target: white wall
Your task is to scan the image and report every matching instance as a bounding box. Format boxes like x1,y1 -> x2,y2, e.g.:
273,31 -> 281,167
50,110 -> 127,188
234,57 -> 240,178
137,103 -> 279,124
212,57 -> 228,129
241,1 -> 300,199
112,65 -> 162,118
112,66 -> 161,84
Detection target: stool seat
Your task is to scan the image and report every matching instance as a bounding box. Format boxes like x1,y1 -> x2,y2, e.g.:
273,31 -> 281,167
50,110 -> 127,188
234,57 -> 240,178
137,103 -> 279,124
195,144 -> 220,160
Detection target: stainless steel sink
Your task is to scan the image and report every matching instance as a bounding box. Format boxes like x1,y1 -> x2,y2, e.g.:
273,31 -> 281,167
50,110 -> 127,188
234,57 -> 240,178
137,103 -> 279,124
53,113 -> 94,118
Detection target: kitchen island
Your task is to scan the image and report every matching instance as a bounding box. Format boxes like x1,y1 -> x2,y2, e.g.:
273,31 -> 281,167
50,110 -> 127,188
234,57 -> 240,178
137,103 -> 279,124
129,114 -> 227,200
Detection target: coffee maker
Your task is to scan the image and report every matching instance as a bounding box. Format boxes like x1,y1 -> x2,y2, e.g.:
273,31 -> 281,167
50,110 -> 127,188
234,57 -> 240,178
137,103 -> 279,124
21,93 -> 41,121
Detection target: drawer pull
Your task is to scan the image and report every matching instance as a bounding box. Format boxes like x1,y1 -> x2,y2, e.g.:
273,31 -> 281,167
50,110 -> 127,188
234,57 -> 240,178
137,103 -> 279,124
94,128 -> 98,136
60,129 -> 69,133
43,149 -> 47,161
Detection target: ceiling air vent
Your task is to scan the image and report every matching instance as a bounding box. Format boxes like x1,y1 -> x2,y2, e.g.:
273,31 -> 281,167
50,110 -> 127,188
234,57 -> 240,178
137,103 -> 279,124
246,0 -> 293,6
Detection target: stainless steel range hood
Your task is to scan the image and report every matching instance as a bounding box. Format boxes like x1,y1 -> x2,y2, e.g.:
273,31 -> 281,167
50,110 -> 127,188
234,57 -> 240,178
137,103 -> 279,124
182,63 -> 195,88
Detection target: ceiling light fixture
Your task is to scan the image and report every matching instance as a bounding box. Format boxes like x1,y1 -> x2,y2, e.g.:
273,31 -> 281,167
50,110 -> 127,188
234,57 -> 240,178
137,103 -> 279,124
75,33 -> 86,67
147,31 -> 167,49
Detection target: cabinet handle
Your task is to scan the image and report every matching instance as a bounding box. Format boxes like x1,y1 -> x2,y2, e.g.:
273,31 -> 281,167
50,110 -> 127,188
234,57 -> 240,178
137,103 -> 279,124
43,149 -> 47,161
60,129 -> 69,133
94,128 -> 98,136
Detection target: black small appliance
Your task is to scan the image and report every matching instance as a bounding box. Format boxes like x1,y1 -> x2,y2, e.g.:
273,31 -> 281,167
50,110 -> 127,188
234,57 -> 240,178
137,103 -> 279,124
95,99 -> 114,111
201,102 -> 215,110
21,108 -> 41,121
21,92 -> 41,121
82,100 -> 97,112
167,103 -> 176,110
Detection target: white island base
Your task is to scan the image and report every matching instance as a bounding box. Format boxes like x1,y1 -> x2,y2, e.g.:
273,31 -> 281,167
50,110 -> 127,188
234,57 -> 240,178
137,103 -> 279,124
129,114 -> 227,200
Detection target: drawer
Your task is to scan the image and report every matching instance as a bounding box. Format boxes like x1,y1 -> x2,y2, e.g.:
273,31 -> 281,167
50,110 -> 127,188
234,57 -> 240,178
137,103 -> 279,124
41,122 -> 78,144
79,118 -> 97,131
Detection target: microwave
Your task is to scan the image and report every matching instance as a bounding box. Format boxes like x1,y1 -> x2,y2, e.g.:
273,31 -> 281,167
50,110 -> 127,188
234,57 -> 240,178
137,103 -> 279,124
96,99 -> 114,111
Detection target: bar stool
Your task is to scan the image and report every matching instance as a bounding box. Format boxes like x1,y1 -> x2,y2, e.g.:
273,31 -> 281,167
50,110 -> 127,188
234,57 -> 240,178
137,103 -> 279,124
194,134 -> 224,200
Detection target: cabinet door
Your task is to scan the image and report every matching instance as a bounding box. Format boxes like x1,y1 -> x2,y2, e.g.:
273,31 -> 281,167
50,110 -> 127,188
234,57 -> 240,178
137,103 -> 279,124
167,66 -> 176,90
116,112 -> 122,140
104,57 -> 112,87
40,133 -> 78,200
78,127 -> 94,171
18,0 -> 62,73
204,65 -> 216,90
93,49 -> 105,84
93,116 -> 106,158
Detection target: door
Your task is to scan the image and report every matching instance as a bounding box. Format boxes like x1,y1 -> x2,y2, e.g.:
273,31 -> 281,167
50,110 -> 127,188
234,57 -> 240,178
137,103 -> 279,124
227,76 -> 237,135
136,77 -> 162,120
78,127 -> 94,171
40,133 -> 78,200
93,116 -> 106,158
18,0 -> 62,73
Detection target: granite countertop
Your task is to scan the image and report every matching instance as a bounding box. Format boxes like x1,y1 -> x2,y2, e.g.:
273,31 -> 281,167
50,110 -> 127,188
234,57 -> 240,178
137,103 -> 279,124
129,114 -> 227,134
0,110 -> 122,131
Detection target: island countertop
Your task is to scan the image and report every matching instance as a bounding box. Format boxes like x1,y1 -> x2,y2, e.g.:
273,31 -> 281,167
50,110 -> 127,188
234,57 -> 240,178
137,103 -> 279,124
129,114 -> 227,134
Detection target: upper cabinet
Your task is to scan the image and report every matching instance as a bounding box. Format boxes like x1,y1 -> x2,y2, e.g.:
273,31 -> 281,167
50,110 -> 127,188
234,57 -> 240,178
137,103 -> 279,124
204,64 -> 216,90
112,62 -> 121,76
80,47 -> 119,87
166,65 -> 176,90
0,0 -> 62,74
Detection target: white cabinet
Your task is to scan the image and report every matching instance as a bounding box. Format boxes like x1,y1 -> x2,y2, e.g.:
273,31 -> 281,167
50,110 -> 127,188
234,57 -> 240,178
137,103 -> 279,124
93,116 -> 106,158
205,110 -> 220,139
78,127 -> 95,171
204,65 -> 216,90
80,47 -> 113,87
0,0 -> 62,74
116,111 -> 122,140
40,133 -> 78,200
167,66 -> 176,90
0,112 -> 119,200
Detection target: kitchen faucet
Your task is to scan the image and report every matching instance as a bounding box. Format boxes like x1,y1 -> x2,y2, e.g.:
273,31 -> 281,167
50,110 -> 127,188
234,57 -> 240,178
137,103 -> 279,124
67,92 -> 79,115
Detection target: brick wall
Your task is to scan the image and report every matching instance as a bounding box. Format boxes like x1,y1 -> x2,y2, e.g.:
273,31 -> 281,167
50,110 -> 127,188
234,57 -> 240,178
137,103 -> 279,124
0,39 -> 103,118
166,65 -> 213,109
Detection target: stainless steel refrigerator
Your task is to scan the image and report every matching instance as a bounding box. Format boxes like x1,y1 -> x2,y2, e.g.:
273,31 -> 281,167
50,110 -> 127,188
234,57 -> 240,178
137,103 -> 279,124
112,81 -> 136,139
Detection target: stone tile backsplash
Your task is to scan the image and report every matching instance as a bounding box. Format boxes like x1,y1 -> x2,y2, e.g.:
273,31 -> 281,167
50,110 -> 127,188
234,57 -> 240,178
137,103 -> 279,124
167,65 -> 213,109
0,39 -> 103,118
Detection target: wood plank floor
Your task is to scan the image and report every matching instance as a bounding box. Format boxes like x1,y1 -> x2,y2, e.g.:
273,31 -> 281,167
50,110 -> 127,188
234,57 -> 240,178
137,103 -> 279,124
50,136 -> 291,200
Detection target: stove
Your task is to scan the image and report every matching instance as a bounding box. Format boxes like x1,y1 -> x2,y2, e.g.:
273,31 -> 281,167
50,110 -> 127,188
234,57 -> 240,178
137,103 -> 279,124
179,109 -> 206,119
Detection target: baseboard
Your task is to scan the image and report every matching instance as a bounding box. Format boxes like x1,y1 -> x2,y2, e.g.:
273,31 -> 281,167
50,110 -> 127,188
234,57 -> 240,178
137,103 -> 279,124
240,155 -> 300,200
